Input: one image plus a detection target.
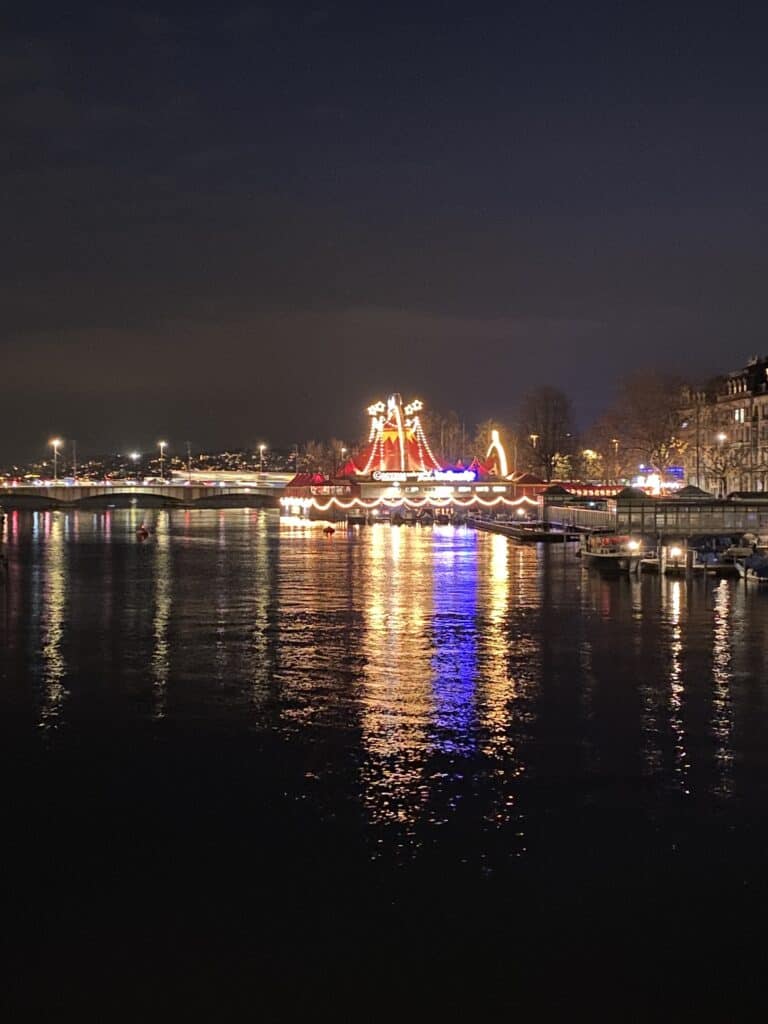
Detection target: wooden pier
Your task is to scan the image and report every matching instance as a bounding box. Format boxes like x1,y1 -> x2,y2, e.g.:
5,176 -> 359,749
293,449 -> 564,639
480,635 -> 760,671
467,517 -> 581,542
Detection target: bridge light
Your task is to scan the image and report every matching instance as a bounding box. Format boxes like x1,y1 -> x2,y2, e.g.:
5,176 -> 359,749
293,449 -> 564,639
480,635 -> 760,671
49,438 -> 62,484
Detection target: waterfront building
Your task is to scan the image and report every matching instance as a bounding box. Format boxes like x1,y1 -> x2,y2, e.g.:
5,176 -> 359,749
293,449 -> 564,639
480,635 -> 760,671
680,355 -> 768,495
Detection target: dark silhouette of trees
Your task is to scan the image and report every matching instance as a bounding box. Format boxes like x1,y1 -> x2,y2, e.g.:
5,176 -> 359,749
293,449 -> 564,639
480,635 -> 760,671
603,372 -> 687,476
517,387 -> 574,481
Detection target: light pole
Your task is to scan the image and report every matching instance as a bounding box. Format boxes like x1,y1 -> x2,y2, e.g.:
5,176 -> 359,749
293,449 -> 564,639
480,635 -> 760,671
611,437 -> 619,480
130,452 -> 141,479
717,432 -> 727,496
158,441 -> 167,480
340,446 -> 347,474
259,444 -> 266,474
50,438 -> 62,484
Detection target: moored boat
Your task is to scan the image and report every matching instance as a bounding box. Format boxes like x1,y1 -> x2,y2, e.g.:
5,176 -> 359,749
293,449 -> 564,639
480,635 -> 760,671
736,553 -> 768,584
579,532 -> 642,573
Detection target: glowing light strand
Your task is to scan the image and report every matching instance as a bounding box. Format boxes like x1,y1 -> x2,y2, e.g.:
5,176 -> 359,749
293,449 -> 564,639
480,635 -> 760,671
355,395 -> 441,475
280,494 -> 538,512
390,397 -> 407,472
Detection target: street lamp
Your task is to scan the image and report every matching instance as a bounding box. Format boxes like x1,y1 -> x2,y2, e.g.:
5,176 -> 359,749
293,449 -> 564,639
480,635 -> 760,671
50,438 -> 62,484
158,441 -> 167,479
259,444 -> 266,474
716,433 -> 727,496
529,433 -> 539,448
130,452 -> 140,479
340,446 -> 347,472
611,437 -> 620,481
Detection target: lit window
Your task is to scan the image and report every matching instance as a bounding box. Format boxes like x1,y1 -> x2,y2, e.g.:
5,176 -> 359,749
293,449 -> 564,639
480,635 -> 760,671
492,486 -> 506,492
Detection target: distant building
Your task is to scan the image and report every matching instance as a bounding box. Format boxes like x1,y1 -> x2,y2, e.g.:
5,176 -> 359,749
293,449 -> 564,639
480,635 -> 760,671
680,355 -> 768,494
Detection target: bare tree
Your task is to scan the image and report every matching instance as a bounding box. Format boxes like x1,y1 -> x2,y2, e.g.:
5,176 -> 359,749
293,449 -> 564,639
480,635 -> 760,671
700,436 -> 768,496
582,412 -> 633,480
420,409 -> 464,464
300,440 -> 329,475
605,372 -> 687,476
517,387 -> 574,481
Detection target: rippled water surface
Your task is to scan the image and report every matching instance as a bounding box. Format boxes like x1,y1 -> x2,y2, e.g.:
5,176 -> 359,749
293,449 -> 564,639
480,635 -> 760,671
3,508 -> 768,1012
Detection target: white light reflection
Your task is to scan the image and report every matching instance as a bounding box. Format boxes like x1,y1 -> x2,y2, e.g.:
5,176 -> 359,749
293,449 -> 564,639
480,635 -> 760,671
214,509 -> 229,683
246,509 -> 272,709
480,533 -> 512,753
711,581 -> 734,797
151,513 -> 171,719
477,533 -> 528,841
665,579 -> 689,794
39,512 -> 69,732
359,524 -> 433,836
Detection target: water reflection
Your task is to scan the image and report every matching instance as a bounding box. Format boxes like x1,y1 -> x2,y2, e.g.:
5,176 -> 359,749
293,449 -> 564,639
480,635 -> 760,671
359,525 -> 434,830
480,533 -> 512,753
711,581 -> 734,797
663,580 -> 689,794
358,526 -> 532,843
429,527 -> 478,755
39,512 -> 68,732
152,514 -> 171,719
5,509 -> 768,865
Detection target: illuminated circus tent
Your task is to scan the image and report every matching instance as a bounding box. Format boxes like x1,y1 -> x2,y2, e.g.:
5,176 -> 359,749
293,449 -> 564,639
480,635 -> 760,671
344,394 -> 442,476
281,390 -> 545,519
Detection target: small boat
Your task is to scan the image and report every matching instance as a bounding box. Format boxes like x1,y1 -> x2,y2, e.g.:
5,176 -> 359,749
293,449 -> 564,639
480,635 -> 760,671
736,553 -> 768,584
322,525 -> 335,536
579,532 -> 642,573
136,525 -> 149,541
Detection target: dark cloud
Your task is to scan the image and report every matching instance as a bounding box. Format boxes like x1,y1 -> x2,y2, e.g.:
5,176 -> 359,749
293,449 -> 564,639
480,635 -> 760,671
3,1 -> 768,461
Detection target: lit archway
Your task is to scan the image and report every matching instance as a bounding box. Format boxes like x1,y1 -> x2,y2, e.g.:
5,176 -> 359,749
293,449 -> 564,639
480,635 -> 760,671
486,429 -> 508,478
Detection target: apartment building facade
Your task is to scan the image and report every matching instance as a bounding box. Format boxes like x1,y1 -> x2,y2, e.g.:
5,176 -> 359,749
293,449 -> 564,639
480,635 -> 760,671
680,356 -> 768,495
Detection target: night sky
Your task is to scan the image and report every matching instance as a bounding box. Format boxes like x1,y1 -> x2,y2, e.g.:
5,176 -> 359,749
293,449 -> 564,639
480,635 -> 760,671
3,1 -> 768,462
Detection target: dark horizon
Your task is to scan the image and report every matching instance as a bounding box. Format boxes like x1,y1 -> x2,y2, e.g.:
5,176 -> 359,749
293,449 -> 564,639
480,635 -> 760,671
4,1 -> 768,462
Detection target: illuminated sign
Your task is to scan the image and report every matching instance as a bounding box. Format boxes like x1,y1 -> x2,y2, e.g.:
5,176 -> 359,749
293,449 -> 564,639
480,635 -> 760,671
372,469 -> 477,483
372,471 -> 408,482
418,469 -> 476,482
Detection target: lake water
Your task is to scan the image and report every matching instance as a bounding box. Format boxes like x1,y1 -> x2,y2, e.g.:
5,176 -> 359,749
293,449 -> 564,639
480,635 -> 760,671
2,508 -> 768,1014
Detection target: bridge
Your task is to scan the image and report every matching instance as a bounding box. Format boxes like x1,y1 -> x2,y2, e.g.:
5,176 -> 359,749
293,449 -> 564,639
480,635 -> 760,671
0,475 -> 291,509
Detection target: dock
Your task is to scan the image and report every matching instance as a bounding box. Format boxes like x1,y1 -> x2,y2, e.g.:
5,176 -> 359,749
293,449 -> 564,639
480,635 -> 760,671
467,517 -> 581,542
